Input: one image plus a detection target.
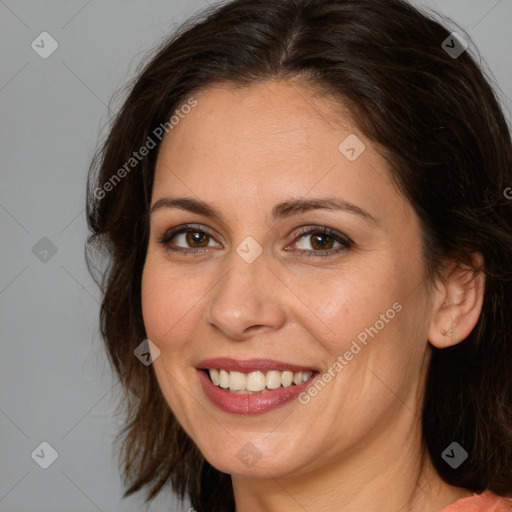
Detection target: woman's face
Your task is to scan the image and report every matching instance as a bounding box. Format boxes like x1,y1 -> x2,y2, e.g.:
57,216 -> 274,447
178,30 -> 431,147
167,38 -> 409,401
141,80 -> 436,479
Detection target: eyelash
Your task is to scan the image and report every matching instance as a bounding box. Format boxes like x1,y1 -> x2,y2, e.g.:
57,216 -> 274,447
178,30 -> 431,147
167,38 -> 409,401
157,224 -> 354,258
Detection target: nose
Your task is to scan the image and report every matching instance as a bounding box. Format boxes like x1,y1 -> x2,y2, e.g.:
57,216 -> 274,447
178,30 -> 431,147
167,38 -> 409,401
203,248 -> 287,341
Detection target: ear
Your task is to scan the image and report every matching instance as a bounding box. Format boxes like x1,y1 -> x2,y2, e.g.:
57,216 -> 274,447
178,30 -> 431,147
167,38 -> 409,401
428,253 -> 485,349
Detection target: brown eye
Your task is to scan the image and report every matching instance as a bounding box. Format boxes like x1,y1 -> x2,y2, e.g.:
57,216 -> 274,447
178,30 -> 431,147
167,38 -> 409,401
158,225 -> 222,252
309,233 -> 335,250
185,231 -> 210,247
289,226 -> 354,257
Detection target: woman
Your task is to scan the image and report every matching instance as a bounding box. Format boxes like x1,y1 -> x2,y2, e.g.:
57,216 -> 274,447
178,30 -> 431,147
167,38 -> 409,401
86,0 -> 512,510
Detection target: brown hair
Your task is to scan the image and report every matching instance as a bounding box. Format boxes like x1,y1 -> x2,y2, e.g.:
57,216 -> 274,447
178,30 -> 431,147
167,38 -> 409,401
86,0 -> 512,510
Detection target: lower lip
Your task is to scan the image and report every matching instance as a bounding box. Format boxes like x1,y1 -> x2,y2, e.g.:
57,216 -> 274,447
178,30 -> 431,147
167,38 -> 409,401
197,369 -> 320,415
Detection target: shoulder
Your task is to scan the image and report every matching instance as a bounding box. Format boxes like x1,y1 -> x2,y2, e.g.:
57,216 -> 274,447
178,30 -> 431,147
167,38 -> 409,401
440,490 -> 512,512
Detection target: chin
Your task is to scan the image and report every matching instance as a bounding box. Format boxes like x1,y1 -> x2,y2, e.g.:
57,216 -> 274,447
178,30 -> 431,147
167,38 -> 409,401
196,432 -> 313,479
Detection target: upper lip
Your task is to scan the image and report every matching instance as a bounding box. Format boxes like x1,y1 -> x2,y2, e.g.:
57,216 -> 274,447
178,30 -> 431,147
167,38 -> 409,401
196,357 -> 319,373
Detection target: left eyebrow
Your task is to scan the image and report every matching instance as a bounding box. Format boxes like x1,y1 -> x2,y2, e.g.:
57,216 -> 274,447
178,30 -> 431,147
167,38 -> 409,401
271,198 -> 378,225
150,196 -> 379,225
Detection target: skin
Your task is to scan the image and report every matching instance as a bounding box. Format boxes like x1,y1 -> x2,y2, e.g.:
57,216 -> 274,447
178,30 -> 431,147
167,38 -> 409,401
141,80 -> 485,512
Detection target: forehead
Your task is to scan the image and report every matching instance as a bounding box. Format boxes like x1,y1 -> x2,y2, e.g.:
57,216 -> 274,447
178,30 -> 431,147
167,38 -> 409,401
152,80 -> 398,218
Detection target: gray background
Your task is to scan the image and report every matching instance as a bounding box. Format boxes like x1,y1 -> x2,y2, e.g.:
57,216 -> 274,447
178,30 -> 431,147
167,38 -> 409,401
1,1 -> 511,511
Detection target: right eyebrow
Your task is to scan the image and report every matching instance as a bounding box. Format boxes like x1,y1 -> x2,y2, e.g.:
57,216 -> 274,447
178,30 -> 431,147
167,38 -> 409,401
151,197 -> 220,218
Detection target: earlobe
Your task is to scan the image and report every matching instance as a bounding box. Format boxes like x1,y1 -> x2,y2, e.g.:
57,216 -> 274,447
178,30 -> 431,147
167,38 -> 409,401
428,253 -> 485,349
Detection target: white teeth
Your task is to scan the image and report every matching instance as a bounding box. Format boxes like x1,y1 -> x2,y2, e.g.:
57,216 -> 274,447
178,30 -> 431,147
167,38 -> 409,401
210,368 -> 220,386
229,371 -> 246,391
281,370 -> 294,387
266,370 -> 282,389
207,369 -> 314,392
246,371 -> 267,391
219,369 -> 229,388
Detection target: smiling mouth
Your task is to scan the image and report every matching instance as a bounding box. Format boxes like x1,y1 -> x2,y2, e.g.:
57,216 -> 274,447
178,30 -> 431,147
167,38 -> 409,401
202,368 -> 318,394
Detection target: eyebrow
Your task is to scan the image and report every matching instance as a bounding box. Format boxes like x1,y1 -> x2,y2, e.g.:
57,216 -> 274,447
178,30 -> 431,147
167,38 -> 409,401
150,197 -> 378,225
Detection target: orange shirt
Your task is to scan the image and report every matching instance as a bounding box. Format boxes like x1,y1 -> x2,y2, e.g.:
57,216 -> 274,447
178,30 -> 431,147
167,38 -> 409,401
440,490 -> 512,511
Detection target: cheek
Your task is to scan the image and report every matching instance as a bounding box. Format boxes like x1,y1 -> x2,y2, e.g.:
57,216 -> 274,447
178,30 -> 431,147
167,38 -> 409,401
141,251 -> 226,357
140,256 -> 197,346
141,259 -> 167,341
140,257 -> 200,410
286,264 -> 399,350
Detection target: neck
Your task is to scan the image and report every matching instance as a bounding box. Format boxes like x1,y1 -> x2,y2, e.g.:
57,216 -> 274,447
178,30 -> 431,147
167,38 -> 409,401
231,414 -> 472,512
